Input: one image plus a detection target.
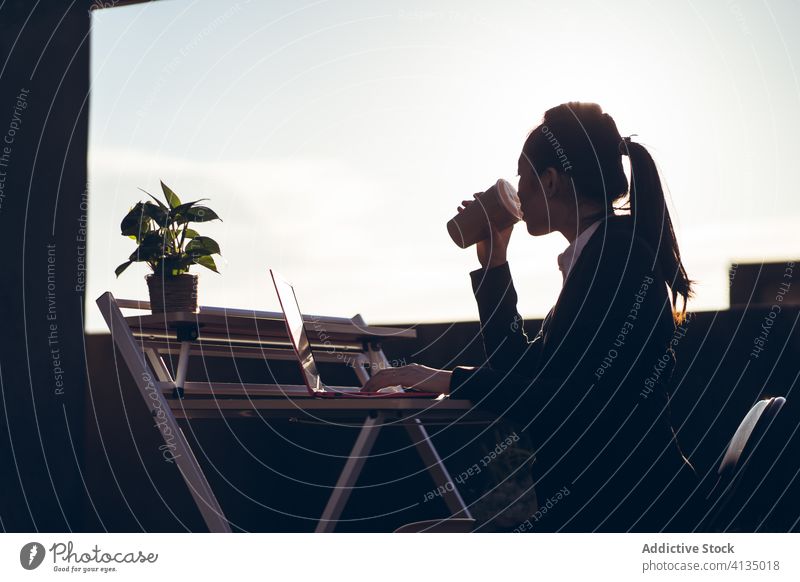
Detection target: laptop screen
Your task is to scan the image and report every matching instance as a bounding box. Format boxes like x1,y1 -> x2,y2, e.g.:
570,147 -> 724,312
270,270 -> 323,393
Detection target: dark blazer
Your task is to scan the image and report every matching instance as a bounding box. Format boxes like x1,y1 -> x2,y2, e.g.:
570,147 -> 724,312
449,214 -> 698,532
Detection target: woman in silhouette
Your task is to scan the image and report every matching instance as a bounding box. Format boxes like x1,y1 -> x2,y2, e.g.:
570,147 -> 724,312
363,102 -> 698,532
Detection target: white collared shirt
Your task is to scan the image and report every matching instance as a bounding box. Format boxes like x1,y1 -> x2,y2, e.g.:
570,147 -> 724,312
556,216 -> 610,284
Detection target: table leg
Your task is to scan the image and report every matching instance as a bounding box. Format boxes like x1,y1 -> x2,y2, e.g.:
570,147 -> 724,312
404,418 -> 472,519
173,341 -> 191,398
315,414 -> 383,532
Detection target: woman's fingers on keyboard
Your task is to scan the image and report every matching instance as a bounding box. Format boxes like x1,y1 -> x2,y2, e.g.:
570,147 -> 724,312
361,369 -> 395,392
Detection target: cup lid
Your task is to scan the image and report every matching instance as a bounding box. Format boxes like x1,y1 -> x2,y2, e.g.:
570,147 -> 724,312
496,179 -> 522,219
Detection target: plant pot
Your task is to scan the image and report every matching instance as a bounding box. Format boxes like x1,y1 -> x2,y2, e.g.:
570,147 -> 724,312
146,273 -> 198,313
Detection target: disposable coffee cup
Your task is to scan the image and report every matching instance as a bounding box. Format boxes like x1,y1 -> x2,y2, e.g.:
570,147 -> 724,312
447,178 -> 522,249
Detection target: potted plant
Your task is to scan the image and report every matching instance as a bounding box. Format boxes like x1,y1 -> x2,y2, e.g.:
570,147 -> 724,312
115,181 -> 222,313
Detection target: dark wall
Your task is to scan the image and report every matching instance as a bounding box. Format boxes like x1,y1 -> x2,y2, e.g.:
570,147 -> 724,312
730,261 -> 798,307
0,2 -> 91,532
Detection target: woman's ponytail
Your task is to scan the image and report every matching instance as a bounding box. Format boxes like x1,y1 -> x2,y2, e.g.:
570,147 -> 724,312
622,138 -> 693,323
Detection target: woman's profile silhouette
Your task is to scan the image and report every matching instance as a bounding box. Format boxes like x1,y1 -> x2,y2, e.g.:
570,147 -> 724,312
363,101 -> 699,532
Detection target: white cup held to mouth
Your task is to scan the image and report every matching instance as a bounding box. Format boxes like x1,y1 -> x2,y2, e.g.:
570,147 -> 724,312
447,179 -> 522,249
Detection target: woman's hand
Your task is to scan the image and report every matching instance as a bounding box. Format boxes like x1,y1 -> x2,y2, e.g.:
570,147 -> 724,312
458,195 -> 514,269
360,363 -> 452,394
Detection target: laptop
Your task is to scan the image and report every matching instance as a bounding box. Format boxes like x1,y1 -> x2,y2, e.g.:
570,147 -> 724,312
270,269 -> 440,399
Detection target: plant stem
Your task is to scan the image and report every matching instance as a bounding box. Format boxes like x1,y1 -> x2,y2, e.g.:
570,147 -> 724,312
179,222 -> 187,251
172,222 -> 180,255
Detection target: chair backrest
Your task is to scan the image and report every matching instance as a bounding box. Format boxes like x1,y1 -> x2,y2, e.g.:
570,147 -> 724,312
703,396 -> 786,531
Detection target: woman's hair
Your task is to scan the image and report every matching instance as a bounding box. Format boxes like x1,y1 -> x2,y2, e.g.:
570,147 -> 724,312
522,101 -> 692,323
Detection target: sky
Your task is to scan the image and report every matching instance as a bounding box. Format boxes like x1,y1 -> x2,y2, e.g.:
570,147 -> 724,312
85,0 -> 800,332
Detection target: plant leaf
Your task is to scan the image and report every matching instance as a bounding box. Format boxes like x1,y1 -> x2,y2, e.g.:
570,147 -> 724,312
184,206 -> 221,223
185,235 -> 221,256
141,201 -> 169,227
160,181 -> 182,209
183,228 -> 200,239
176,254 -> 195,271
162,255 -> 191,276
120,202 -> 149,237
195,255 -> 219,273
169,199 -> 207,222
115,260 -> 133,277
129,232 -> 165,262
138,187 -> 169,211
